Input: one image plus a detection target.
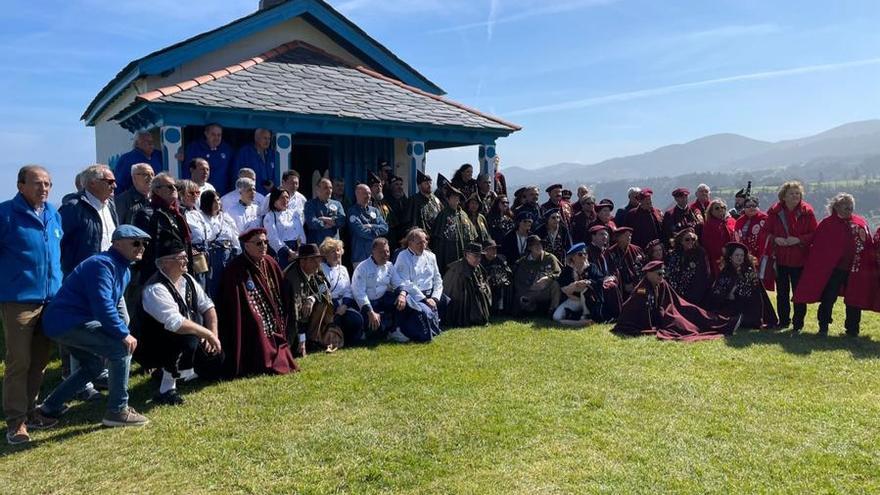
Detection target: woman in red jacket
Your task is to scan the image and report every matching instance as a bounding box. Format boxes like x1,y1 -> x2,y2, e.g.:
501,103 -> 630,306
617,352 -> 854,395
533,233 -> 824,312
764,181 -> 817,332
701,199 -> 734,279
794,193 -> 877,336
733,194 -> 772,289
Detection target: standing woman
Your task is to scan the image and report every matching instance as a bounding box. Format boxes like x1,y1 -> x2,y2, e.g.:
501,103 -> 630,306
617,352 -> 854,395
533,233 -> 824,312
764,181 -> 817,332
733,194 -> 772,289
486,195 -> 514,244
701,199 -> 734,279
536,208 -> 572,263
263,188 -> 306,269
465,194 -> 491,244
187,190 -> 241,299
794,193 -> 877,336
319,238 -> 365,343
451,163 -> 477,201
708,242 -> 778,329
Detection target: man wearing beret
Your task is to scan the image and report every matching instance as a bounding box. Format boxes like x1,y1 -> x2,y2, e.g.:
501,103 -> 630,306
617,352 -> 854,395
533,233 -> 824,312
541,184 -> 572,227
662,187 -> 703,245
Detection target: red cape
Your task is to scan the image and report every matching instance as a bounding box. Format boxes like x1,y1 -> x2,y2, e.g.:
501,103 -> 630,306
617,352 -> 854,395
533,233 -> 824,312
701,215 -> 734,278
794,214 -> 879,309
612,278 -> 737,341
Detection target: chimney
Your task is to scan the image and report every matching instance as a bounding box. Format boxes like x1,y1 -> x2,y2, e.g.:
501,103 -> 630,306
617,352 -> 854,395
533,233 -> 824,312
259,0 -> 287,10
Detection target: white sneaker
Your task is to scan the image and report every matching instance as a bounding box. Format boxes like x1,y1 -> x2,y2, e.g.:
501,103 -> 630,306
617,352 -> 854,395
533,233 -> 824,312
388,328 -> 410,343
179,369 -> 199,383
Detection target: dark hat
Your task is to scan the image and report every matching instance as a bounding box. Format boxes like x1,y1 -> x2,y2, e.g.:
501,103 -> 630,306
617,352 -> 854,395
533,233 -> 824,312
641,260 -> 665,273
566,242 -> 587,256
674,227 -> 696,238
155,237 -> 186,260
645,239 -> 663,251
672,187 -> 690,197
437,173 -> 450,189
613,226 -> 633,236
465,242 -> 484,255
513,187 -> 526,198
389,175 -> 404,184
379,161 -> 392,170
589,224 -> 610,235
367,171 -> 382,187
596,199 -> 614,211
417,170 -> 431,184
296,243 -> 322,259
561,189 -> 573,198
725,241 -> 749,253
482,239 -> 498,249
734,188 -> 747,199
526,234 -> 542,246
466,193 -> 481,204
111,224 -> 150,242
445,184 -> 465,200
514,211 -> 534,223
238,227 -> 267,243
545,184 -> 563,193
543,208 -> 561,220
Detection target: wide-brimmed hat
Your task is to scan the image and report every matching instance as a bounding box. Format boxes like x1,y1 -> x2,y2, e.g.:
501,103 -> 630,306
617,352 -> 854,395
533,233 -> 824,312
465,242 -> 484,255
296,243 -> 323,259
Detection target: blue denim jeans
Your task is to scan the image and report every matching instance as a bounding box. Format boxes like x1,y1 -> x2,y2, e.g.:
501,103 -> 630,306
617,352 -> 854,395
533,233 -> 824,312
42,321 -> 131,414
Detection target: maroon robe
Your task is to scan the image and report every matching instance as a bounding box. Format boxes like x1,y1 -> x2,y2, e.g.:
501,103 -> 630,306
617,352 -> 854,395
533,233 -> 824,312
541,199 -> 573,227
219,253 -> 299,378
794,214 -> 879,309
570,210 -> 597,244
603,243 -> 645,296
623,207 -> 663,250
708,266 -> 778,329
612,278 -> 737,341
661,205 -> 702,245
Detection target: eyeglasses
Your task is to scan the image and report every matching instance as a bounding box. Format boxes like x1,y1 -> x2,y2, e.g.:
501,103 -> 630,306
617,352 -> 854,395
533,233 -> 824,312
248,239 -> 268,247
131,240 -> 149,248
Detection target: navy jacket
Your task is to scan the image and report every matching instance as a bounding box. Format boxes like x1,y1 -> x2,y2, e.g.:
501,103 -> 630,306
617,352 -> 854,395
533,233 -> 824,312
59,193 -> 119,276
0,193 -> 63,303
114,148 -> 163,194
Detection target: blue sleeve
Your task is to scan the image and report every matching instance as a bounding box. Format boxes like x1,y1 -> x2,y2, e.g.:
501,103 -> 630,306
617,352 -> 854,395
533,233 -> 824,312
303,201 -> 323,230
335,203 -> 346,229
349,211 -> 374,240
114,153 -> 133,193
374,210 -> 389,236
86,261 -> 129,339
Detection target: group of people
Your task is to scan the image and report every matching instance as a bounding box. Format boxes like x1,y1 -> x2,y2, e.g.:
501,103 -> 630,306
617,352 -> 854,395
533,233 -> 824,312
3,149 -> 879,445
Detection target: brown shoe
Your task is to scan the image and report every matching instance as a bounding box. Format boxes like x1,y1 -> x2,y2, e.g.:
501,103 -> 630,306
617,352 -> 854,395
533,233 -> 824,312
27,410 -> 59,430
6,421 -> 30,445
102,406 -> 149,428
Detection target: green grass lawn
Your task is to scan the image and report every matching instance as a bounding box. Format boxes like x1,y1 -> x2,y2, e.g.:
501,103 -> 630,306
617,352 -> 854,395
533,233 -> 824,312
1,300 -> 879,494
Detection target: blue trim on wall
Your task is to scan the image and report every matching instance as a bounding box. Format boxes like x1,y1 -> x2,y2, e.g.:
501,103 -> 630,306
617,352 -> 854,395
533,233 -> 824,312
84,0 -> 444,125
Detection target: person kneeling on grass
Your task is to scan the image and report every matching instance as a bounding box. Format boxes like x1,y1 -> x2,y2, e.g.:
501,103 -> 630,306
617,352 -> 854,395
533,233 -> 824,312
512,235 -> 562,317
351,237 -> 408,340
393,228 -> 448,343
553,243 -> 605,327
37,225 -> 151,428
136,237 -> 222,405
442,242 -> 492,328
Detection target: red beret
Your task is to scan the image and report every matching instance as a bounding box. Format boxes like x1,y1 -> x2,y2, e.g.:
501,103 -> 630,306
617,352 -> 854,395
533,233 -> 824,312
641,260 -> 665,273
638,188 -> 654,199
672,188 -> 690,197
589,225 -> 610,235
613,226 -> 633,236
238,227 -> 267,243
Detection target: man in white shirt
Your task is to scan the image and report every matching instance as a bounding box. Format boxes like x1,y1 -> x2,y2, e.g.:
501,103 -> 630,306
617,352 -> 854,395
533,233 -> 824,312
189,158 -> 215,209
281,170 -> 307,216
392,228 -> 449,342
221,168 -> 266,213
351,237 -> 408,339
139,239 -> 221,405
226,178 -> 262,234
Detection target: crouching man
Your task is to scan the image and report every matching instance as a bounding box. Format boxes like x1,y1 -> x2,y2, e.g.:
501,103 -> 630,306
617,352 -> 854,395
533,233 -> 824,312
137,238 -> 222,405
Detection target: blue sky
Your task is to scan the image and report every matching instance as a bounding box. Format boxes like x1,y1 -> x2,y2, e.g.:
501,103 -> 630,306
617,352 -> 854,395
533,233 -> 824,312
1,0 -> 879,200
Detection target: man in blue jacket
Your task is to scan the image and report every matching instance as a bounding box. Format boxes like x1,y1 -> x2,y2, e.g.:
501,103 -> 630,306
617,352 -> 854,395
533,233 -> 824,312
114,131 -> 163,194
38,225 -> 152,428
234,128 -> 275,193
348,184 -> 388,266
0,165 -> 63,444
183,124 -> 233,195
304,178 -> 346,245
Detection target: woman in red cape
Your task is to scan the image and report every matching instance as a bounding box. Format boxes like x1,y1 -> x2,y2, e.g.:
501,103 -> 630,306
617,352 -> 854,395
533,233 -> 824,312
733,195 -> 774,290
708,242 -> 778,329
793,193 -> 878,336
612,261 -> 739,341
219,228 -> 299,378
701,199 -> 735,279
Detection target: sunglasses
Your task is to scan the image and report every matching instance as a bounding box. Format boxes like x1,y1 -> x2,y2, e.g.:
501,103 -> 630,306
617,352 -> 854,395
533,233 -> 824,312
131,240 -> 149,248
248,239 -> 268,247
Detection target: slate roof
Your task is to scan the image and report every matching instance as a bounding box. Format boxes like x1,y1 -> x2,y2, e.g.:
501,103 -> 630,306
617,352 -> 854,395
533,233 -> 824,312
133,41 -> 520,132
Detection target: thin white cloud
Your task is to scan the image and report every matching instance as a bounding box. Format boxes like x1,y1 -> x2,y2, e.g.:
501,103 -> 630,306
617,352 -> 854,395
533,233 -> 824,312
430,0 -> 618,35
487,0 -> 501,41
507,57 -> 880,116
684,23 -> 783,41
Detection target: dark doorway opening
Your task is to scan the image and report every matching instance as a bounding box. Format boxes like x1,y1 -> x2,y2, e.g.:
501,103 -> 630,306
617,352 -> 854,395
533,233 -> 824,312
291,144 -> 331,199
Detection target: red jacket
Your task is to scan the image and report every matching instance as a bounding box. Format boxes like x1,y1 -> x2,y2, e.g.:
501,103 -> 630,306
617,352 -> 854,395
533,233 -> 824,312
701,215 -> 734,278
764,201 -> 817,268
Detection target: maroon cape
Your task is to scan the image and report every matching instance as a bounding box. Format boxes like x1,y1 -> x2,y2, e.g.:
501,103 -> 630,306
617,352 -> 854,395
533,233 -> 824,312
701,215 -> 734,278
219,253 -> 299,378
623,207 -> 663,249
707,268 -> 778,329
612,278 -> 736,341
794,214 -> 879,309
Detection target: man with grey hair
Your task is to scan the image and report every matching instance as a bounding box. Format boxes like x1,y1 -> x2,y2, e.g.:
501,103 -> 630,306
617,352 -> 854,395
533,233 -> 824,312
114,131 -> 163,194
226,177 -> 261,234
221,167 -> 266,213
615,187 -> 641,226
115,163 -> 153,225
235,128 -> 275,195
690,183 -> 712,217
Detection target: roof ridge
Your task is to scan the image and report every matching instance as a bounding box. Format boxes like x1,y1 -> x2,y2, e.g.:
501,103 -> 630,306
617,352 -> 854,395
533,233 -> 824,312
137,40 -> 521,132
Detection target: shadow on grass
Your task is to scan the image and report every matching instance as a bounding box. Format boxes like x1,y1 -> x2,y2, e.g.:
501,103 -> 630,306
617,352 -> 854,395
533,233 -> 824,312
724,328 -> 880,359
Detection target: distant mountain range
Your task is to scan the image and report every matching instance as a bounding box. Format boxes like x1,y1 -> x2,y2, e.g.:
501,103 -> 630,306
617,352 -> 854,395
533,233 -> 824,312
503,119 -> 880,190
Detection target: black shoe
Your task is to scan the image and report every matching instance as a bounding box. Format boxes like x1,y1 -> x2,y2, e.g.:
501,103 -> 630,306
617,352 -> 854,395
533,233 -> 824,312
778,319 -> 791,329
817,325 -> 829,336
845,330 -> 860,338
75,387 -> 104,402
153,390 -> 185,406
